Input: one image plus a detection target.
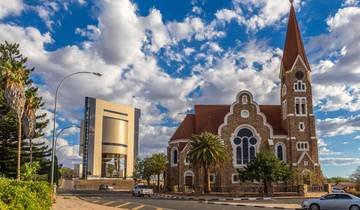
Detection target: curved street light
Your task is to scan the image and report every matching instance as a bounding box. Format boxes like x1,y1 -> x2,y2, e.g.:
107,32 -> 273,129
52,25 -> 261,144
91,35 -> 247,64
50,71 -> 102,187
55,125 -> 80,157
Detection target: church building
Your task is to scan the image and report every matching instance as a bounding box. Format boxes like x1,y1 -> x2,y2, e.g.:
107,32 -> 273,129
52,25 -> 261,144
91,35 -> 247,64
166,2 -> 323,192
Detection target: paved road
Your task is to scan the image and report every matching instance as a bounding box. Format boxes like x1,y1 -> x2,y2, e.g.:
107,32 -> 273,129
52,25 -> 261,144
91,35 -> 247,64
62,192 -> 296,210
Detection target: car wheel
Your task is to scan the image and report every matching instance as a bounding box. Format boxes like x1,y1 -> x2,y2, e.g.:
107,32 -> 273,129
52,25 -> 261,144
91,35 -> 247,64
309,204 -> 320,210
350,205 -> 360,210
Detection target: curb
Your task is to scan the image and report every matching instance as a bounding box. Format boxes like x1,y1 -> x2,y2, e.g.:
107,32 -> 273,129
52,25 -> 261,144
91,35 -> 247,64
154,193 -> 273,201
201,201 -> 304,210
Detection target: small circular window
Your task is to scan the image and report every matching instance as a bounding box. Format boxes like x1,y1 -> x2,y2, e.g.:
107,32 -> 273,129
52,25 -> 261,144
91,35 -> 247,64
234,137 -> 241,145
295,71 -> 304,80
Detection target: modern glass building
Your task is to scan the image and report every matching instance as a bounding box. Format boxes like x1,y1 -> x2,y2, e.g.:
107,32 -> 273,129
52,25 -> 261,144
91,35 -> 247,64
79,97 -> 140,179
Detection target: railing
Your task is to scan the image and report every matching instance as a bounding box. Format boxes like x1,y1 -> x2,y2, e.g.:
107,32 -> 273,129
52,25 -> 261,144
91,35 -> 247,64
308,185 -> 324,192
273,185 -> 299,192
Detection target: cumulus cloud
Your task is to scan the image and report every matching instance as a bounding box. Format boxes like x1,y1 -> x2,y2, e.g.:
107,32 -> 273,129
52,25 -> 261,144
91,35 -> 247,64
320,157 -> 360,166
317,116 -> 360,137
0,0 -> 23,19
215,0 -> 301,31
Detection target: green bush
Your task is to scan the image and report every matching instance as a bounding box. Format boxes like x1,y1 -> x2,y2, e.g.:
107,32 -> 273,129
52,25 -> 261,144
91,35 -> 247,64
0,178 -> 52,210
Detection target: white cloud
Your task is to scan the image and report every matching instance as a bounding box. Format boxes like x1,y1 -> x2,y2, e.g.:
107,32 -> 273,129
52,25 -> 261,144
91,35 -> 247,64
215,0 -> 301,31
75,25 -> 101,40
319,147 -> 342,155
321,157 -> 360,166
317,116 -> 360,137
343,0 -> 359,6
0,0 -> 23,19
194,40 -> 282,105
318,138 -> 327,147
167,17 -> 224,42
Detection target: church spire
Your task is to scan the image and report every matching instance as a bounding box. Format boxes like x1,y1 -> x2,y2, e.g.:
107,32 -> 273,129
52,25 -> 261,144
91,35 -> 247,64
282,2 -> 311,71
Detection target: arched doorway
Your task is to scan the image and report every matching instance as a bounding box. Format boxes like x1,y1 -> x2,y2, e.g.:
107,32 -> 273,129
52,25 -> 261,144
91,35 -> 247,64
184,170 -> 194,188
301,169 -> 312,185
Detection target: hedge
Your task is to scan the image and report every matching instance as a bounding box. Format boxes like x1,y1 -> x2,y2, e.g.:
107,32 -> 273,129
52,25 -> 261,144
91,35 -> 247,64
0,178 -> 52,210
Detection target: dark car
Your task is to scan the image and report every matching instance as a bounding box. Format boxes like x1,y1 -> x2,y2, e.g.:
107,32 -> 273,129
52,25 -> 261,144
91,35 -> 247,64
99,184 -> 114,191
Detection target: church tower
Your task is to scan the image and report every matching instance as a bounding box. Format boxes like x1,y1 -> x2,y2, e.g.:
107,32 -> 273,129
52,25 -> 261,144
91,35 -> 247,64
280,1 -> 321,184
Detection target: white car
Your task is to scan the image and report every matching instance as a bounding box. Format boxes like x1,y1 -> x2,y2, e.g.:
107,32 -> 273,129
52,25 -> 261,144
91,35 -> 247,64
132,185 -> 154,197
302,193 -> 360,210
332,187 -> 346,193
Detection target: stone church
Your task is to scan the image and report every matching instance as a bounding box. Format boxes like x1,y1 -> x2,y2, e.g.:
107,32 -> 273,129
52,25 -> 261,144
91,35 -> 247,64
166,2 -> 323,192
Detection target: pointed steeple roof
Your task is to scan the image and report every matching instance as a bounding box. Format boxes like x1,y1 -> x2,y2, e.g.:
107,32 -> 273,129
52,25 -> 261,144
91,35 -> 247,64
282,2 -> 311,71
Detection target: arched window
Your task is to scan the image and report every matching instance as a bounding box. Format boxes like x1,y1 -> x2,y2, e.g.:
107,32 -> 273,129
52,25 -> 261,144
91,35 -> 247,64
233,128 -> 259,166
275,143 -> 286,161
171,147 -> 178,167
294,81 -> 306,92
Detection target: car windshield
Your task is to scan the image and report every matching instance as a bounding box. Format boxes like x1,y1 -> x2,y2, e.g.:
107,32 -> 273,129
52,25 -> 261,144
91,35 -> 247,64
137,185 -> 151,189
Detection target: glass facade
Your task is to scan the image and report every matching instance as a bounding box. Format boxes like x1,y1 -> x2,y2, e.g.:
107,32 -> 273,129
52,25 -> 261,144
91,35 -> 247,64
101,153 -> 127,178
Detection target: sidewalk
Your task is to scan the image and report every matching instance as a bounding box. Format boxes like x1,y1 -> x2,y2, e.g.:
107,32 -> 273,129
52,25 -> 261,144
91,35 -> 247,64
52,196 -> 125,210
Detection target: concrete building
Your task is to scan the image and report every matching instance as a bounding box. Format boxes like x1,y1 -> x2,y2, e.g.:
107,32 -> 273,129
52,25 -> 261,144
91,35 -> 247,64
80,97 -> 140,179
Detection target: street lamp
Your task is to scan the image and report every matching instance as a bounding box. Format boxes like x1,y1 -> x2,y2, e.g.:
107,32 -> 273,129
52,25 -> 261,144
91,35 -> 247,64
50,71 -> 102,187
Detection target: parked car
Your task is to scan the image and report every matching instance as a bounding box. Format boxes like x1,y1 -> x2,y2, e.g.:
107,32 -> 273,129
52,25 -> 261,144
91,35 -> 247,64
301,193 -> 360,210
332,187 -> 346,193
132,185 -> 154,197
99,184 -> 114,191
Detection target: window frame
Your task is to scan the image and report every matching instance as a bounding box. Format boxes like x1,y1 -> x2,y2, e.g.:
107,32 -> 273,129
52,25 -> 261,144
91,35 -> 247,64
210,173 -> 216,184
296,142 -> 309,151
231,126 -> 260,168
295,97 -> 307,116
232,173 -> 240,184
275,142 -> 286,162
294,80 -> 306,92
299,122 -> 305,131
170,147 -> 178,167
282,100 -> 287,120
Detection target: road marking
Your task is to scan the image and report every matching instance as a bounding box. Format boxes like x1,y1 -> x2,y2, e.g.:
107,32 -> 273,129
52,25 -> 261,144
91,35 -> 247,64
116,202 -> 131,207
132,204 -> 145,210
103,201 -> 115,206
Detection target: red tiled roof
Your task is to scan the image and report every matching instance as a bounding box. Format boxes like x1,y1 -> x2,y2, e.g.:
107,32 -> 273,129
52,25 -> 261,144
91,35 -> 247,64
194,105 -> 230,134
170,114 -> 195,140
282,4 -> 311,71
259,105 -> 286,135
170,104 -> 286,141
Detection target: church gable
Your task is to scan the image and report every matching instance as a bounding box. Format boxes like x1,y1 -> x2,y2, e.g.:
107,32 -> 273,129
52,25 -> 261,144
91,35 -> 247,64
219,90 -> 275,150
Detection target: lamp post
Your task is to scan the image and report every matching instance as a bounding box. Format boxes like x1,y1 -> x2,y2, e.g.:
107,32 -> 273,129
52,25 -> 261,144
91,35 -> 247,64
50,72 -> 102,187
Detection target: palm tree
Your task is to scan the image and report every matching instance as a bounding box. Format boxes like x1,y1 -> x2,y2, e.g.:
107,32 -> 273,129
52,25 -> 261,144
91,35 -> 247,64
187,132 -> 228,193
0,42 -> 28,180
151,153 -> 167,192
23,87 -> 40,166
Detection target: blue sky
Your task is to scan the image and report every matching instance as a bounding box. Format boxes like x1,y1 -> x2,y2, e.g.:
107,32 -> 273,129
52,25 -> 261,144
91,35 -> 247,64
1,0 -> 360,178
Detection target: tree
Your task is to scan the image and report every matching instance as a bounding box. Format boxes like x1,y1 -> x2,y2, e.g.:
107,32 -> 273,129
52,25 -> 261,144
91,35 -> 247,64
21,161 -> 40,181
23,87 -> 41,166
151,153 -> 167,192
238,151 -> 293,196
59,167 -> 75,179
0,41 -> 49,180
142,157 -> 155,185
351,166 -> 360,191
133,158 -> 143,183
0,42 -> 28,180
327,176 -> 351,184
187,132 -> 228,193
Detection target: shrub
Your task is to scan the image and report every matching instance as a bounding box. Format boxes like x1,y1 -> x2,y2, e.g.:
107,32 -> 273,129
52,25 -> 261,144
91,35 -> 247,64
0,178 -> 52,210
